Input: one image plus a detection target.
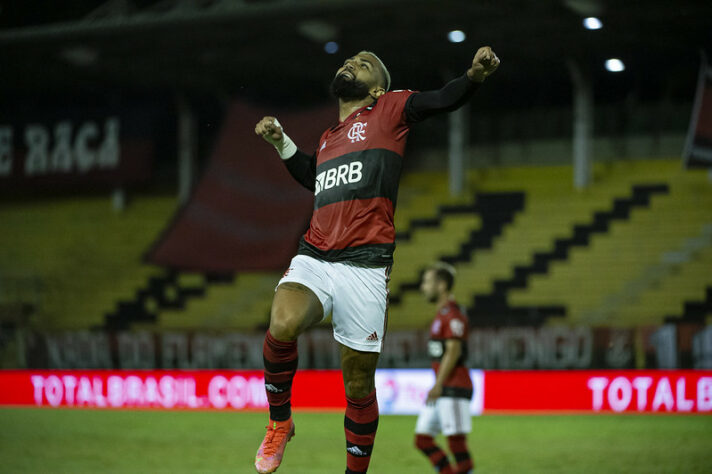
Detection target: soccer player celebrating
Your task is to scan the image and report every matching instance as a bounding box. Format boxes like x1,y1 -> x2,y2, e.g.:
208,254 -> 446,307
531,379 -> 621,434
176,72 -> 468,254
254,47 -> 498,473
415,263 -> 474,474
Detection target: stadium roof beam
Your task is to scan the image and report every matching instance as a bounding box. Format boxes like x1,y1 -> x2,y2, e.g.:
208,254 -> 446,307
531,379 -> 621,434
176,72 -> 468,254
0,0 -> 418,44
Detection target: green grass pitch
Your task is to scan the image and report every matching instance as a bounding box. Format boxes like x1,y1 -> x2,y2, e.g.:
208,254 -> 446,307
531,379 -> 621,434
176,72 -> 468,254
1,409 -> 711,473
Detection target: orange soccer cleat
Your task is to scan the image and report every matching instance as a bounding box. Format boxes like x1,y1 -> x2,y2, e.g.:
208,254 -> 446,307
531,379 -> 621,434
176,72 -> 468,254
254,418 -> 295,473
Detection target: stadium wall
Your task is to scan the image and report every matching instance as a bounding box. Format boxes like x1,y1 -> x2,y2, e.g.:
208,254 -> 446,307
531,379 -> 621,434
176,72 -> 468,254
406,101 -> 690,169
412,134 -> 686,170
5,324 -> 709,370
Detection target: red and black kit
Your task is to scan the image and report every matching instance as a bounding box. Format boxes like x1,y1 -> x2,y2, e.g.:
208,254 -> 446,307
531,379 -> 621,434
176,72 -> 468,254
283,74 -> 480,267
428,300 -> 473,399
301,90 -> 414,266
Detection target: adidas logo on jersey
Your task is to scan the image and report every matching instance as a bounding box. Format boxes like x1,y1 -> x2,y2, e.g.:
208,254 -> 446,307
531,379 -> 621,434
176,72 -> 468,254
366,331 -> 379,342
315,160 -> 363,196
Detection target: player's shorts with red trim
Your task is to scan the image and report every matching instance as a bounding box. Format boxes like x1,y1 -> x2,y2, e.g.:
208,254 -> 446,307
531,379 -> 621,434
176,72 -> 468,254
415,397 -> 472,436
277,254 -> 389,352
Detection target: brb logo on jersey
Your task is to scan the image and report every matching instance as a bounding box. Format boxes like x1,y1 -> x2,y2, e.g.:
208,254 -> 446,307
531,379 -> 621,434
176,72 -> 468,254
315,161 -> 363,196
347,122 -> 367,143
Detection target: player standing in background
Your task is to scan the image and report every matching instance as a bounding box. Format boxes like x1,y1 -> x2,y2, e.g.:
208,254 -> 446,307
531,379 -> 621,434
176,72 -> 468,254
254,47 -> 498,473
415,262 -> 474,474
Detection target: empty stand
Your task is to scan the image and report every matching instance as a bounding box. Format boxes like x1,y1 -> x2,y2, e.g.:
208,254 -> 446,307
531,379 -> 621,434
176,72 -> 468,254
505,163 -> 712,327
491,183 -> 669,325
390,160 -> 712,330
0,195 -> 176,330
152,272 -> 279,331
4,159 -> 709,335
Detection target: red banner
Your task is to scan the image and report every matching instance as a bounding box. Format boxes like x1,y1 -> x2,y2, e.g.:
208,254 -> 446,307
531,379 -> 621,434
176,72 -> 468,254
2,369 -> 710,414
484,370 -> 712,414
146,101 -> 335,272
0,370 -> 343,411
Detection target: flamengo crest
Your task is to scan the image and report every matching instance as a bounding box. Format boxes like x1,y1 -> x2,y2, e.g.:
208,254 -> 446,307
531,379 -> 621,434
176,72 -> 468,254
347,122 -> 367,143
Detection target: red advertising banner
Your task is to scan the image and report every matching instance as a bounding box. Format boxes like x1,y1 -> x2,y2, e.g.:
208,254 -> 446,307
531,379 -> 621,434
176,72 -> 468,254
0,370 -> 343,411
484,370 -> 712,414
1,369 -> 710,414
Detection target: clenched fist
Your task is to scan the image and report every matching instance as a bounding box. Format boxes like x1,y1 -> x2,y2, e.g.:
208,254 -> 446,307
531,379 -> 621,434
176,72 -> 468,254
467,46 -> 500,83
255,116 -> 284,146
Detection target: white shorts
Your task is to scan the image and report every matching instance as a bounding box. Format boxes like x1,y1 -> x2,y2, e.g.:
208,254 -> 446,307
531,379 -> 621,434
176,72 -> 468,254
415,397 -> 472,436
277,254 -> 389,352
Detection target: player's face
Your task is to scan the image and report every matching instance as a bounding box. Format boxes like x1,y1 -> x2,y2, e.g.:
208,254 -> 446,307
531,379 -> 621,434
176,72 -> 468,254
335,53 -> 381,86
420,269 -> 441,303
331,53 -> 384,100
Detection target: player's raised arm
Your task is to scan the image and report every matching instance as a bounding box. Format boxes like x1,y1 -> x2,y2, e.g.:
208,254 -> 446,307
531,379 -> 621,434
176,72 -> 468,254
254,116 -> 316,192
404,46 -> 500,123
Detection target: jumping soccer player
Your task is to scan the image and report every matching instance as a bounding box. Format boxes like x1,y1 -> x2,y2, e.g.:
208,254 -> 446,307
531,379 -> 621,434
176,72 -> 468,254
254,47 -> 499,473
415,263 -> 474,474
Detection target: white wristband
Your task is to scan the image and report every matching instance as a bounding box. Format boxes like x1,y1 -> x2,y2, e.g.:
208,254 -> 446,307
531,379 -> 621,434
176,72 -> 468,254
271,119 -> 297,160
277,133 -> 298,160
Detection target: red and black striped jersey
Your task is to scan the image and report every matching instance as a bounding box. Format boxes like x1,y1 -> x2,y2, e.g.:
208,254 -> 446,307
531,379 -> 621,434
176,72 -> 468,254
428,300 -> 473,399
297,90 -> 416,266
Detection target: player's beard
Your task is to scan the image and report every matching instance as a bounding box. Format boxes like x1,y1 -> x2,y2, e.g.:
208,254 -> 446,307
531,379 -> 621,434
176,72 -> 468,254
330,73 -> 371,101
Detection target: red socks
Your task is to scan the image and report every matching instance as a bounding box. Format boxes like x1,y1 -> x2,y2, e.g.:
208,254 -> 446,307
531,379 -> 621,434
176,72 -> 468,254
448,434 -> 474,473
262,330 -> 298,422
415,434 -> 454,473
344,390 -> 379,474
